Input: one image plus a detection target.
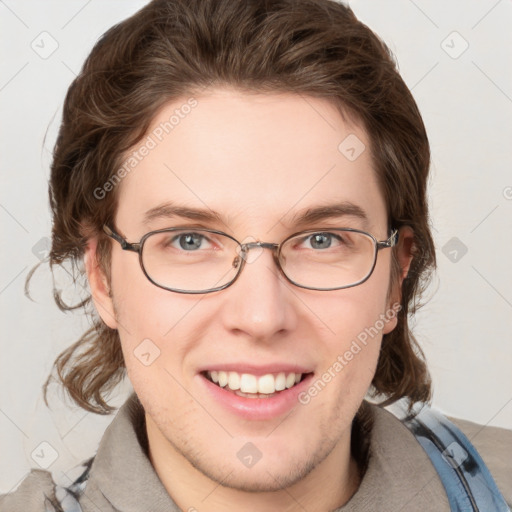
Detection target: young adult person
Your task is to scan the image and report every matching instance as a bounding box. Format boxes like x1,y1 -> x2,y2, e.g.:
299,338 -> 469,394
2,0 -> 510,511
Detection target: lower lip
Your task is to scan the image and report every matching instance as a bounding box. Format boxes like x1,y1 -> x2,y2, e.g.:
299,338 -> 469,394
197,372 -> 314,421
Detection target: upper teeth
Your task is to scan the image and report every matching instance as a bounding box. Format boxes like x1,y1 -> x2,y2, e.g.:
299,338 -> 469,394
207,371 -> 303,394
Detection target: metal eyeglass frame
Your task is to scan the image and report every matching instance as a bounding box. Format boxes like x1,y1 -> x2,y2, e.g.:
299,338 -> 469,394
103,224 -> 399,294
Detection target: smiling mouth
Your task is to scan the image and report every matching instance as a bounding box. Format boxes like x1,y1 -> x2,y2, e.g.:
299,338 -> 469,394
202,370 -> 312,398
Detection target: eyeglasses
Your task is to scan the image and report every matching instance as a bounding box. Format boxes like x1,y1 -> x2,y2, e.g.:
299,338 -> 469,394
103,224 -> 399,294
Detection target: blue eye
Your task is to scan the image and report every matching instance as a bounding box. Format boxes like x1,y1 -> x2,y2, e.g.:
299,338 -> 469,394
162,232 -> 213,251
302,232 -> 345,250
177,233 -> 205,250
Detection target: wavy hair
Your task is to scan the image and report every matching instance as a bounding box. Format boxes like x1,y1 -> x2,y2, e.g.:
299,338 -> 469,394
30,0 -> 436,415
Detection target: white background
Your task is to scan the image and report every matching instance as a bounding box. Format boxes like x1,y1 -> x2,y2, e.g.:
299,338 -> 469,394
1,0 -> 511,493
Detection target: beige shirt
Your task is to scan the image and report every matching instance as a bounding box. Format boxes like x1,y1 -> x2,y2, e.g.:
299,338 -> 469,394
1,392 -> 511,511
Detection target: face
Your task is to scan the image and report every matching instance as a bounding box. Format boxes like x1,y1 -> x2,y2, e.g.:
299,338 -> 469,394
87,87 -> 411,501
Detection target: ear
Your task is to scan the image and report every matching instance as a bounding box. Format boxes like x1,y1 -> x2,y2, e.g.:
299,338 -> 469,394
382,225 -> 415,334
394,225 -> 415,285
84,237 -> 118,330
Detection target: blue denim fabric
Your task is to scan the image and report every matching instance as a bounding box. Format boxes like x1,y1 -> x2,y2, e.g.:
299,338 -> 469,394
393,401 -> 510,512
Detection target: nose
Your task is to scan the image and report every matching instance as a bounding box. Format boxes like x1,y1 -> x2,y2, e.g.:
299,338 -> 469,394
219,245 -> 298,341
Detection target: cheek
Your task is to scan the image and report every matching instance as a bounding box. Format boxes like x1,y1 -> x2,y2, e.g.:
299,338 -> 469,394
321,279 -> 392,345
297,295 -> 385,426
110,251 -> 180,335
109,253 -> 205,378
311,270 -> 392,383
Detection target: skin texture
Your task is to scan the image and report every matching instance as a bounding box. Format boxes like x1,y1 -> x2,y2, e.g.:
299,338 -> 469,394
85,87 -> 414,512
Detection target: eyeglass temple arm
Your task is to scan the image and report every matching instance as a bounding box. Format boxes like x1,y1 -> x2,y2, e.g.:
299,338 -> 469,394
103,224 -> 141,253
377,228 -> 399,250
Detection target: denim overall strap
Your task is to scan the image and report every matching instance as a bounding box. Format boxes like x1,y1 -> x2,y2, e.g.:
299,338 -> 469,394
389,400 -> 510,512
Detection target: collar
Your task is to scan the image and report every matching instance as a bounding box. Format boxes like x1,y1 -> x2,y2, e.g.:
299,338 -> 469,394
81,392 -> 448,512
82,392 -> 180,512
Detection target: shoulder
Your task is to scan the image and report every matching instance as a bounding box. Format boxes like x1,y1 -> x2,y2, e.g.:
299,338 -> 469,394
348,402 -> 452,510
0,457 -> 93,512
367,400 -> 511,510
0,469 -> 58,512
447,415 -> 512,507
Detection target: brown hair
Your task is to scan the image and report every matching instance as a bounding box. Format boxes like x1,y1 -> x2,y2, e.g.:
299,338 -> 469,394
33,0 -> 436,415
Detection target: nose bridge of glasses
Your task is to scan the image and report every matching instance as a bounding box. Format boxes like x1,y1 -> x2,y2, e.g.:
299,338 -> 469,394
236,241 -> 282,270
240,241 -> 279,252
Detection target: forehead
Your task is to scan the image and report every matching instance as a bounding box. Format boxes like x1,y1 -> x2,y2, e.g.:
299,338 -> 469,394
115,88 -> 387,236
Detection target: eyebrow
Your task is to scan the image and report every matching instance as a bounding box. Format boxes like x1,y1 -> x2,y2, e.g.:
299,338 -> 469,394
288,202 -> 369,229
143,203 -> 224,225
142,200 -> 370,229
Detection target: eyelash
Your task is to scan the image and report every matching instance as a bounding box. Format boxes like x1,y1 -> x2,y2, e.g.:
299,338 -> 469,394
164,230 -> 347,251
